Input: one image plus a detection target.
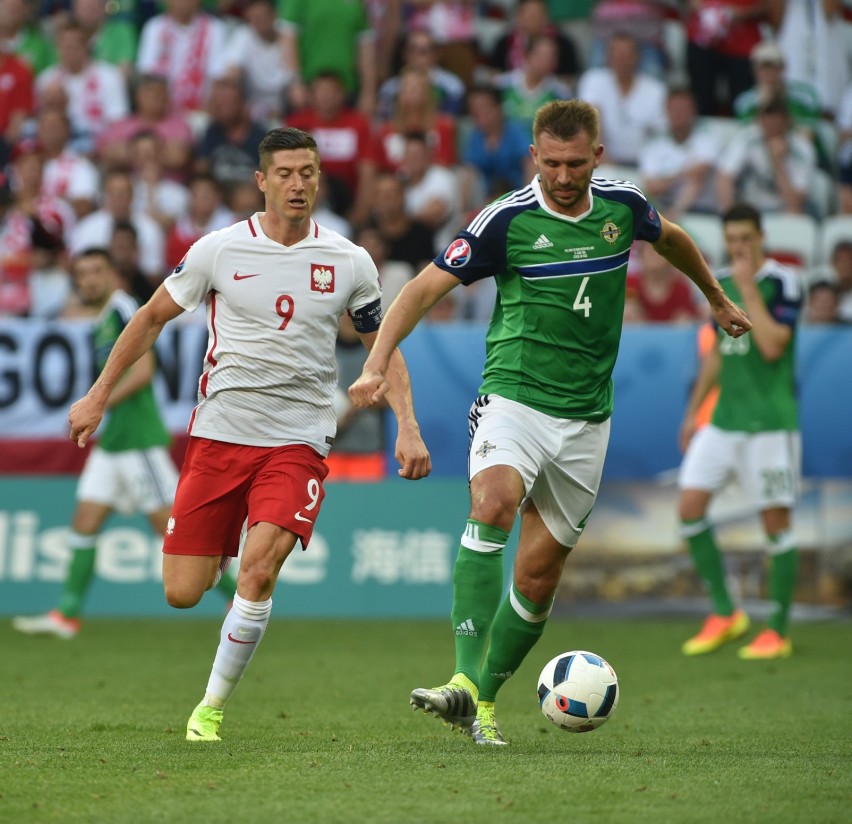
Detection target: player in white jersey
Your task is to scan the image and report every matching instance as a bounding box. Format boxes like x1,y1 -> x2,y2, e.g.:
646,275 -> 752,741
68,128 -> 431,742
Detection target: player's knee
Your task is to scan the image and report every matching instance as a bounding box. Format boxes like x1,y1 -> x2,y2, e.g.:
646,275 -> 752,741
469,493 -> 517,532
163,580 -> 205,609
678,493 -> 706,523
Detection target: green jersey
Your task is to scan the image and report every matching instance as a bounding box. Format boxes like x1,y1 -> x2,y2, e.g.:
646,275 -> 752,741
94,290 -> 170,452
434,176 -> 663,420
712,260 -> 801,433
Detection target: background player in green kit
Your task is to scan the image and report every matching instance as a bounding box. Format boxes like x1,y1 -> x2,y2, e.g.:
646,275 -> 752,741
13,249 -> 235,639
349,100 -> 752,745
678,203 -> 803,661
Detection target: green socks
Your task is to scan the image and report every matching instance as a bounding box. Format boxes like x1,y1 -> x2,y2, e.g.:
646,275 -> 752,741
767,532 -> 798,637
479,582 -> 552,702
682,518 -> 734,616
57,534 -> 97,619
451,520 -> 509,685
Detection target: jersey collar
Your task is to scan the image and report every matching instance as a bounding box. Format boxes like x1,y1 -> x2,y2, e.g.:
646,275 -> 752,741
531,176 -> 594,223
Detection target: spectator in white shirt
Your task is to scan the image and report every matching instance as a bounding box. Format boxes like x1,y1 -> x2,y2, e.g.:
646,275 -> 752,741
577,32 -> 666,167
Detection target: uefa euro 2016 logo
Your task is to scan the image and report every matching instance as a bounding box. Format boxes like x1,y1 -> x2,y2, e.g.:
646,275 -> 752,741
444,238 -> 472,268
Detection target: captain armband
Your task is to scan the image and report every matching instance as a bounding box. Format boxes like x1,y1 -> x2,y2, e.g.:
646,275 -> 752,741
349,298 -> 383,333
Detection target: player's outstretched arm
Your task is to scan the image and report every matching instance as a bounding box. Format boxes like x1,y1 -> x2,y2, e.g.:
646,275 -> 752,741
653,217 -> 752,338
69,285 -> 185,448
349,263 -> 460,407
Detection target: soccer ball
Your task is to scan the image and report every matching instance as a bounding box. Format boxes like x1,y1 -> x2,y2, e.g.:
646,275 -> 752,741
537,650 -> 619,733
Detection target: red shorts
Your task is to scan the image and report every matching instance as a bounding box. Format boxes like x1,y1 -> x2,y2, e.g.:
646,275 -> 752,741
162,437 -> 329,557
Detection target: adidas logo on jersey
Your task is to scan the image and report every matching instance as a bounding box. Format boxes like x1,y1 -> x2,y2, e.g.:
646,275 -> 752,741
455,618 -> 477,636
532,234 -> 554,250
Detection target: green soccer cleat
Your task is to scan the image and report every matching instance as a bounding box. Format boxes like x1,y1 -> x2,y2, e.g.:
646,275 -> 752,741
410,674 -> 478,731
186,702 -> 224,742
468,701 -> 508,746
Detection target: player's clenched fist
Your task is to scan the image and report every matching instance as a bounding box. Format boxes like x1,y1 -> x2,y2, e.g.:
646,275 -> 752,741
68,393 -> 105,448
348,369 -> 389,407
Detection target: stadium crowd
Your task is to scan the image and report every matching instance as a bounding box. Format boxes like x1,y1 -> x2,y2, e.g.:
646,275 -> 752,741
1,0 -> 851,325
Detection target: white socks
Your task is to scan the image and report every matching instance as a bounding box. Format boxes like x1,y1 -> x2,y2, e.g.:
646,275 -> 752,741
204,593 -> 272,708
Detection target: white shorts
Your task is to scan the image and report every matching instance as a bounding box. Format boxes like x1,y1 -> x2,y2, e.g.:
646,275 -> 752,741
77,446 -> 179,515
468,394 -> 610,547
678,424 -> 801,509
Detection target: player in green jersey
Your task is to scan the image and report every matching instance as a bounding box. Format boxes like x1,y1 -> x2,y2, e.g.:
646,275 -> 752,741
349,99 -> 751,745
678,203 -> 802,661
12,249 -> 236,639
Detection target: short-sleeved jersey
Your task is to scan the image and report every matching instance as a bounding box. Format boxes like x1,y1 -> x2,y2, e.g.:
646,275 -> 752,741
435,175 -> 663,420
164,215 -> 382,454
95,290 -> 171,453
712,259 -> 801,433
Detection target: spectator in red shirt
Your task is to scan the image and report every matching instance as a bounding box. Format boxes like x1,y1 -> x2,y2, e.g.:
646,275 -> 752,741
287,71 -> 376,227
373,67 -> 457,173
629,241 -> 705,322
0,51 -> 34,143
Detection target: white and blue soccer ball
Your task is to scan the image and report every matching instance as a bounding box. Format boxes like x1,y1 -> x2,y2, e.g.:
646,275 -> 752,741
538,650 -> 619,733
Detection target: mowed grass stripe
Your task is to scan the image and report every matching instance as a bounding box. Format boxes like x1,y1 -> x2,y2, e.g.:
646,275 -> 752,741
1,618 -> 850,824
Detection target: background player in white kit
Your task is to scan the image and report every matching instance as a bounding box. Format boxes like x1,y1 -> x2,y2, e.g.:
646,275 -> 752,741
68,128 -> 431,742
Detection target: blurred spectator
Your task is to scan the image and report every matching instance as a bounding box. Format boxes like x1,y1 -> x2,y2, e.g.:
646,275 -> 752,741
28,217 -> 70,318
733,41 -> 821,124
36,18 -> 130,156
398,131 -> 460,253
128,130 -> 190,231
461,84 -> 533,204
685,0 -> 767,116
109,219 -> 156,302
71,167 -> 165,279
628,241 -> 705,322
71,0 -> 138,77
164,173 -> 232,269
369,170 -> 435,270
837,85 -> 852,214
0,46 -> 34,144
194,75 -> 267,195
287,71 -> 375,226
279,0 -> 377,116
495,34 -> 571,134
732,40 -> 830,170
312,172 -> 353,239
640,86 -> 720,217
577,32 -> 666,167
136,0 -> 228,114
9,138 -> 75,249
406,0 -> 478,89
374,67 -> 457,171
97,74 -> 194,182
378,28 -> 466,120
0,0 -> 56,75
36,106 -> 100,220
364,0 -> 403,85
716,95 -> 818,215
775,0 -> 850,118
355,225 -> 414,311
222,0 -> 295,122
823,240 -> 852,322
227,179 -> 264,220
327,311 -> 386,482
804,280 -> 841,324
0,169 -> 33,315
587,0 -> 672,79
487,0 -> 578,87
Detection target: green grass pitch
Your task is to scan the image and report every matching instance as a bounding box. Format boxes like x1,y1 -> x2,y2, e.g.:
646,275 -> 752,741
1,617 -> 850,823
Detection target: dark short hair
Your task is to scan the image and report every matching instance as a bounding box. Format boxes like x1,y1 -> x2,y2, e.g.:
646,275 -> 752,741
112,220 -> 138,242
258,127 -> 319,173
809,280 -> 838,296
467,84 -> 502,108
72,247 -> 116,272
722,203 -> 763,231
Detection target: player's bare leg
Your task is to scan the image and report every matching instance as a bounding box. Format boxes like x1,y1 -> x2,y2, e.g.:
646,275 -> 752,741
185,522 -> 297,741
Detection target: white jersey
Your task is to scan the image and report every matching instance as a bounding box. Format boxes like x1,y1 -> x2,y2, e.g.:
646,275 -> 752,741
164,214 -> 382,454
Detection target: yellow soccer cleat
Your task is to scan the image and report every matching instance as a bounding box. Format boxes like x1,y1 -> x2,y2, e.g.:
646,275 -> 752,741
186,702 -> 224,742
682,609 -> 750,656
467,701 -> 508,746
738,629 -> 793,660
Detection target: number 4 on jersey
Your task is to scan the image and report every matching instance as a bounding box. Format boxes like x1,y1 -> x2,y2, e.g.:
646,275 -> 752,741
573,276 -> 592,317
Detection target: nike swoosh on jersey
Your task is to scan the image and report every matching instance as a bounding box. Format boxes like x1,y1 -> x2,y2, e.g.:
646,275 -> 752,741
227,632 -> 256,644
294,512 -> 313,523
233,271 -> 262,280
